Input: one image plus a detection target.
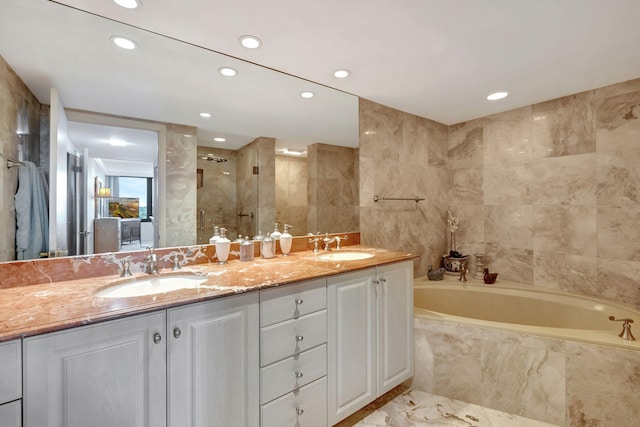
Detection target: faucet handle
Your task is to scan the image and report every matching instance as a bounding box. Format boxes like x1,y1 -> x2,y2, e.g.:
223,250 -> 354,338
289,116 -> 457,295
119,258 -> 133,277
609,316 -> 636,340
171,254 -> 182,271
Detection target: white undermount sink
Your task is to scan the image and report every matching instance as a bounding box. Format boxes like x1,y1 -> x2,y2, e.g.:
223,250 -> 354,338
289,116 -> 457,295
317,251 -> 375,261
96,273 -> 209,298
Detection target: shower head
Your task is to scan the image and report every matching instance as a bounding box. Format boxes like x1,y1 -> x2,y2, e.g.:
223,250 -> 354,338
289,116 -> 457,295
201,154 -> 228,163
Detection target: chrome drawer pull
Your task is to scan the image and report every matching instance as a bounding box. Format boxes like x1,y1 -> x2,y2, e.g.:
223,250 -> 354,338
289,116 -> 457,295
295,298 -> 303,305
295,335 -> 304,342
295,371 -> 303,378
296,407 -> 304,416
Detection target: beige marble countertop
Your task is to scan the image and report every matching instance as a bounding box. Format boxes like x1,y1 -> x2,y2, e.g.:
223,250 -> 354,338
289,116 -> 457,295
0,246 -> 415,342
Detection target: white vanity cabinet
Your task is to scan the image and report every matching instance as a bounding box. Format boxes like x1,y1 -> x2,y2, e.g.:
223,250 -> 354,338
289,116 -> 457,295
167,293 -> 259,427
23,292 -> 260,427
259,278 -> 328,427
327,260 -> 413,425
23,312 -> 166,427
0,339 -> 22,427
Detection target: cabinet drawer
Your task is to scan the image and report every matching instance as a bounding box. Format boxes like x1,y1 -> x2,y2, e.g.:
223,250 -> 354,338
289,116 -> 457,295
261,376 -> 327,427
0,400 -> 21,427
0,340 -> 21,404
261,310 -> 327,366
261,343 -> 327,404
260,278 -> 326,326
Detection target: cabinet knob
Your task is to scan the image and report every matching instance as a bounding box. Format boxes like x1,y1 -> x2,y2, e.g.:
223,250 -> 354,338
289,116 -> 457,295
173,327 -> 182,339
295,335 -> 304,342
296,407 -> 304,416
153,333 -> 162,344
380,277 -> 387,283
295,371 -> 304,378
372,279 -> 379,285
295,298 -> 303,305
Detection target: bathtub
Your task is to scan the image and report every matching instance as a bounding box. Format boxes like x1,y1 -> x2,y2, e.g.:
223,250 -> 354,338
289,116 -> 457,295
413,277 -> 640,349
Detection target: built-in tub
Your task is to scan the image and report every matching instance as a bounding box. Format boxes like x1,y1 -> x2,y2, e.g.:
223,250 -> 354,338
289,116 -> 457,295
412,277 -> 640,425
413,277 -> 640,349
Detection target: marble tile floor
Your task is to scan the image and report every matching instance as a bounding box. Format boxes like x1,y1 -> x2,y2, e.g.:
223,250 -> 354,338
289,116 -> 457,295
335,389 -> 561,427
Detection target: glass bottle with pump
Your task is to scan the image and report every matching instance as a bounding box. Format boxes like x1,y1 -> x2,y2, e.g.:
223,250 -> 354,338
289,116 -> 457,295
214,228 -> 230,264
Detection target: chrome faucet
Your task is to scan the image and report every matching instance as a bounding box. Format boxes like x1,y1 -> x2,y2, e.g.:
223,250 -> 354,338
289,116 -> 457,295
307,233 -> 322,252
323,233 -> 345,251
145,247 -> 159,274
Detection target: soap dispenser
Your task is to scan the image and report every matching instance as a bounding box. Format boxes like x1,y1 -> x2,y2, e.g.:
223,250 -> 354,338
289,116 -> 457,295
209,226 -> 221,244
215,228 -> 230,264
280,224 -> 293,255
240,236 -> 255,262
260,233 -> 276,259
270,222 -> 282,240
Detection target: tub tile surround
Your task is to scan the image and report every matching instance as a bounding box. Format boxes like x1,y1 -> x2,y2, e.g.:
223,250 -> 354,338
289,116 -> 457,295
412,316 -> 640,426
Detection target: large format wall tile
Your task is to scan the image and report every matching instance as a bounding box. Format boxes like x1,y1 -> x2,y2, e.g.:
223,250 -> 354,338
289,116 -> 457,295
485,243 -> 534,284
530,154 -> 596,205
531,91 -> 596,159
566,342 -> 640,426
481,343 -> 566,425
448,120 -> 484,169
532,205 -> 597,257
595,90 -> 640,153
485,205 -> 532,250
483,106 -> 532,163
533,251 -> 598,296
597,258 -> 640,309
484,161 -> 532,205
450,167 -> 483,205
597,206 -> 640,262
597,146 -> 640,206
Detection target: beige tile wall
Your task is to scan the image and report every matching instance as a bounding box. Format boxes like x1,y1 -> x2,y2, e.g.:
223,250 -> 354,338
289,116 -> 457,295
359,99 -> 449,276
0,55 -> 42,261
276,155 -> 308,235
448,78 -> 640,309
307,143 -> 359,236
360,78 -> 640,309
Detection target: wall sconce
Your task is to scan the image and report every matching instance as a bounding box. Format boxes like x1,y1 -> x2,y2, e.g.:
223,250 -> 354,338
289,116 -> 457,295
98,187 -> 112,198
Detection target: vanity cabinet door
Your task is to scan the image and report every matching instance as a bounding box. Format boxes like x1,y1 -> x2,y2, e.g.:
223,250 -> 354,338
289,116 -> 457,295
23,311 -> 166,427
167,292 -> 259,427
376,260 -> 414,394
0,401 -> 21,427
327,267 -> 377,425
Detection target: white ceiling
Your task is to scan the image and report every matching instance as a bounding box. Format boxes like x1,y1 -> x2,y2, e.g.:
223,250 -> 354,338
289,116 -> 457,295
2,0 -> 639,164
53,0 -> 640,125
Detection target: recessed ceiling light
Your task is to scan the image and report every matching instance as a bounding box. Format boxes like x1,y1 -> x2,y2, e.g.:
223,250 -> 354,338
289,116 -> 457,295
214,137 -> 226,142
200,112 -> 212,118
183,134 -> 193,138
300,91 -> 314,99
282,149 -> 305,156
487,91 -> 509,101
110,35 -> 137,50
333,69 -> 351,78
239,35 -> 262,49
113,0 -> 141,9
218,67 -> 238,77
109,138 -> 128,147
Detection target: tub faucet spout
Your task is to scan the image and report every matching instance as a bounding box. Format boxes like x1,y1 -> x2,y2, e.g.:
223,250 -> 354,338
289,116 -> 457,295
609,316 -> 635,341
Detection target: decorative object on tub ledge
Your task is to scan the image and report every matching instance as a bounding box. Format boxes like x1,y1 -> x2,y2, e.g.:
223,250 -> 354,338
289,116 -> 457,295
373,195 -> 425,203
483,268 -> 498,284
427,265 -> 444,280
442,210 -> 469,274
608,316 -> 635,341
473,254 -> 485,279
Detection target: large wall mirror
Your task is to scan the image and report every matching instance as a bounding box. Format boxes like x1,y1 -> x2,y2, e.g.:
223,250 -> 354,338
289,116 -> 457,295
0,0 -> 359,262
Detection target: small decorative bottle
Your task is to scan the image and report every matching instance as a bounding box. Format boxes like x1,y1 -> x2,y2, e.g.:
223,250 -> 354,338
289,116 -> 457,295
240,236 -> 255,262
260,233 -> 276,259
280,224 -> 293,255
209,226 -> 221,244
214,228 -> 230,264
270,222 -> 282,240
473,254 -> 485,279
